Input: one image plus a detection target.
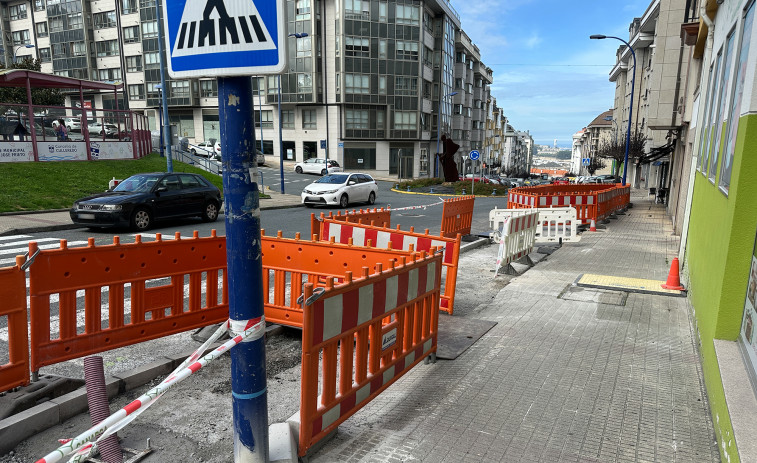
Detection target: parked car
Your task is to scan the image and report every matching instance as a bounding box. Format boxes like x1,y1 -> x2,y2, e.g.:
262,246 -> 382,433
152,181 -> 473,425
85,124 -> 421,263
61,117 -> 80,132
460,174 -> 494,183
255,149 -> 265,166
294,158 -> 342,175
301,172 -> 377,208
552,177 -> 570,185
596,174 -> 619,184
189,141 -> 221,157
88,122 -> 118,137
70,172 -> 222,231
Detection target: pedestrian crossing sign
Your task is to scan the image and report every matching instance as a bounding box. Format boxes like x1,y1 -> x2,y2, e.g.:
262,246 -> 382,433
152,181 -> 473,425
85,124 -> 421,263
162,0 -> 286,78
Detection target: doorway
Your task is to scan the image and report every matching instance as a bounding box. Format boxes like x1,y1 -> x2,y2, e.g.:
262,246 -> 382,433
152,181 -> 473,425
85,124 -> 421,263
303,141 -> 317,160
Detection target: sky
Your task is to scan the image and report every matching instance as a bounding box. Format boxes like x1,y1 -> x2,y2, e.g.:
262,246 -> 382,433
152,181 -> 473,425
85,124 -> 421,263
455,0 -> 651,148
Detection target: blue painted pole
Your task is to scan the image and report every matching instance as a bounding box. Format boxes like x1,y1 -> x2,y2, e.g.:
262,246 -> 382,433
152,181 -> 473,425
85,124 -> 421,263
155,0 -> 172,172
218,76 -> 268,462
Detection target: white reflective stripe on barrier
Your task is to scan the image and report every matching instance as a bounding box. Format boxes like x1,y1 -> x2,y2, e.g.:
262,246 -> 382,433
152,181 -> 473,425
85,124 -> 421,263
494,210 -> 538,276
489,207 -> 581,243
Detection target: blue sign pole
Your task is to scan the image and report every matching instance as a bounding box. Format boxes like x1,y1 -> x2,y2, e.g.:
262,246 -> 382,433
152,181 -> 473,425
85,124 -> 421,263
155,0 -> 172,172
218,76 -> 268,462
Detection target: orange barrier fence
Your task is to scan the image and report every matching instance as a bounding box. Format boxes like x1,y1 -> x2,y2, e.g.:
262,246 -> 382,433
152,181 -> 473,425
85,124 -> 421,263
298,250 -> 442,457
507,184 -> 630,224
440,196 -> 474,238
310,208 -> 391,240
318,219 -> 462,314
260,230 -> 414,328
0,257 -> 30,392
28,232 -> 229,372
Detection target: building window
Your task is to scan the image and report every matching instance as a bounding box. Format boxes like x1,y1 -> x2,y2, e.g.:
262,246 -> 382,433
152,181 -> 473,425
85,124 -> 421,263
396,41 -> 419,61
295,0 -> 310,19
96,40 -> 119,57
126,55 -> 142,72
345,73 -> 370,94
423,10 -> 433,33
123,25 -> 140,43
51,43 -> 66,58
36,22 -> 48,37
345,36 -> 369,57
146,82 -> 160,97
345,109 -> 369,129
49,17 -> 63,32
170,80 -> 190,97
9,4 -> 27,20
122,0 -> 138,14
296,36 -> 311,57
39,47 -> 51,62
34,0 -> 45,11
255,110 -> 273,128
456,51 -> 466,63
474,99 -> 482,109
139,0 -> 155,9
344,0 -> 369,18
144,51 -> 160,69
394,111 -> 416,130
200,79 -> 217,97
395,76 -> 417,96
396,4 -> 419,25
67,12 -> 83,29
378,2 -> 388,22
455,78 -> 463,89
378,76 -> 387,95
94,11 -> 117,29
11,30 -> 30,46
98,68 -> 122,81
141,20 -> 158,38
281,110 -> 294,129
453,104 -> 463,115
297,73 -> 313,93
376,109 -> 385,129
423,46 -> 433,67
266,75 -> 278,94
302,109 -> 316,129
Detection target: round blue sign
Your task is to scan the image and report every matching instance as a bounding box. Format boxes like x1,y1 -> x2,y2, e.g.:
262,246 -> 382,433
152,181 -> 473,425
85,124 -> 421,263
469,150 -> 480,161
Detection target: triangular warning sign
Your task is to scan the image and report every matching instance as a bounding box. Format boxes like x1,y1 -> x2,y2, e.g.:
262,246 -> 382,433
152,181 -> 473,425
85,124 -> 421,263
172,0 -> 276,58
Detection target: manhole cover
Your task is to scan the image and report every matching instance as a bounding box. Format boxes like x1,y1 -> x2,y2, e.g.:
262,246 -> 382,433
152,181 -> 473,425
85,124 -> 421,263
558,285 -> 627,306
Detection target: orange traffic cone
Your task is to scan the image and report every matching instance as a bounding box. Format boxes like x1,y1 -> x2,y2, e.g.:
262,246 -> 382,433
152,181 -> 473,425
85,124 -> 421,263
589,219 -> 597,232
661,257 -> 685,290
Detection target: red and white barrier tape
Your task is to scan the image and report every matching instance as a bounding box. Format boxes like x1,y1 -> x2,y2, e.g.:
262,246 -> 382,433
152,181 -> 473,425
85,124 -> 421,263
387,199 -> 445,212
36,316 -> 266,463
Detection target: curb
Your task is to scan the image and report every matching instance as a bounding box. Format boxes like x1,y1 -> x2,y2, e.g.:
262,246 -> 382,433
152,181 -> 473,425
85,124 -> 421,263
389,188 -> 508,198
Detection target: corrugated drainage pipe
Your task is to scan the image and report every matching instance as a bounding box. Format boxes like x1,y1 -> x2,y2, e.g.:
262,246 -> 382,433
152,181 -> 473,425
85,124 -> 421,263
84,356 -> 124,463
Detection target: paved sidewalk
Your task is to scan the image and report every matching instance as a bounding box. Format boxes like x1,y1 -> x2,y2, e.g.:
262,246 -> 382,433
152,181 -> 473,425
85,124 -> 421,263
310,191 -> 720,462
0,191 -> 303,236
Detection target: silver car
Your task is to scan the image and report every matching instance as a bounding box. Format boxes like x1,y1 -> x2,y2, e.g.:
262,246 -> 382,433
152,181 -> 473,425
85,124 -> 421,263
301,172 -> 377,208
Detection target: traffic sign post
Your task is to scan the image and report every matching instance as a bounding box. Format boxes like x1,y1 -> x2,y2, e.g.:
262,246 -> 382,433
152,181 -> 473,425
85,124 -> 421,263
162,0 -> 289,459
468,151 -> 480,194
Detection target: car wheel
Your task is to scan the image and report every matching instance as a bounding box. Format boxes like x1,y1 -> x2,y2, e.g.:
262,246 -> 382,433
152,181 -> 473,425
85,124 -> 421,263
305,204 -> 314,208
368,191 -> 376,205
339,194 -> 349,208
202,201 -> 219,222
321,169 -> 327,176
131,207 -> 152,231
295,166 -> 303,174
190,149 -> 196,155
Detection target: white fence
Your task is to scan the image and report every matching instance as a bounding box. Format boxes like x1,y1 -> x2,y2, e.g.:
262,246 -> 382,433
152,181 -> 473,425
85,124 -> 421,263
489,207 -> 581,243
494,210 -> 538,276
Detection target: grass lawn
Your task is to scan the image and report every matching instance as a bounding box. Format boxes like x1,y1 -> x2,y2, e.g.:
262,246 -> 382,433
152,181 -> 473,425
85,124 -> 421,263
0,153 -> 234,213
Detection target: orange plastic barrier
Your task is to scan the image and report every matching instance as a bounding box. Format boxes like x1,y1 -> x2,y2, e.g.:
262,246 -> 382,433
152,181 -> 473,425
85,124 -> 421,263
298,250 -> 442,457
28,232 -> 230,372
440,196 -> 474,238
0,257 -> 30,392
310,208 -> 391,240
318,219 -> 462,314
260,230 -> 415,328
507,184 -> 630,224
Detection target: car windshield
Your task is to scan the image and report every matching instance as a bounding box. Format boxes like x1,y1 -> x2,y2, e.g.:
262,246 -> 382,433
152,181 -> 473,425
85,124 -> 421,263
112,174 -> 161,193
315,174 -> 348,184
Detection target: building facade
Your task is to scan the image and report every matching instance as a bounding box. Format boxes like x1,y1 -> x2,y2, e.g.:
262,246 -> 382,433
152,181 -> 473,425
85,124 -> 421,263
0,0 -> 532,179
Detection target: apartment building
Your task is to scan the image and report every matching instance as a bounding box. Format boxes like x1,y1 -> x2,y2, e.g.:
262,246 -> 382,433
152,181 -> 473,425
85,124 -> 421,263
0,0 -> 532,179
571,110 -> 614,176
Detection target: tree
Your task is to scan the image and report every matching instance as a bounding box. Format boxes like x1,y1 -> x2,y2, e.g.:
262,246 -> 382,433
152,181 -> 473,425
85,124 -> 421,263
594,131 -> 647,177
587,157 -> 606,175
555,150 -> 572,159
0,57 -> 65,107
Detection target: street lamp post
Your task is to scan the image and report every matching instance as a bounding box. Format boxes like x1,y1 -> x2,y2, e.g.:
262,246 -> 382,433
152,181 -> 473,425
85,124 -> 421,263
13,44 -> 34,63
155,84 -> 164,158
591,34 -> 636,186
435,91 -> 458,177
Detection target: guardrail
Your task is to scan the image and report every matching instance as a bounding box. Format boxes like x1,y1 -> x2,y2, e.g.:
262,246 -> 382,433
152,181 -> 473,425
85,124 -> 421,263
495,211 -> 539,276
298,249 -> 443,457
507,184 -> 629,224
310,208 -> 391,241
490,207 -> 580,243
317,219 -> 462,314
440,196 -> 474,238
0,256 -> 29,392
